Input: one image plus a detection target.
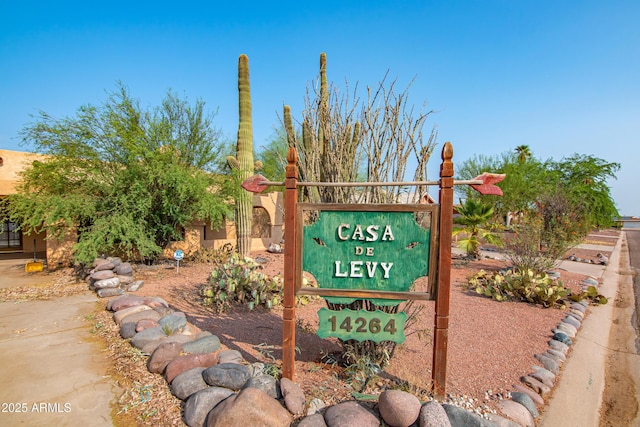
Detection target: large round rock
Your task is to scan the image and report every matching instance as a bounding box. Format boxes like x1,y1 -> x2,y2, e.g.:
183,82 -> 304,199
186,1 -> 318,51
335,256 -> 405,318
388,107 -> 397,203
183,387 -> 234,427
202,363 -> 251,390
324,401 -> 379,427
115,262 -> 133,275
378,389 -> 420,427
205,387 -> 291,427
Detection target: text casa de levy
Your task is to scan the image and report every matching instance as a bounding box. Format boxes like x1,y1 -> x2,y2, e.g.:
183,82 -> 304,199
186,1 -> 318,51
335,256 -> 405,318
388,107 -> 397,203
333,223 -> 395,279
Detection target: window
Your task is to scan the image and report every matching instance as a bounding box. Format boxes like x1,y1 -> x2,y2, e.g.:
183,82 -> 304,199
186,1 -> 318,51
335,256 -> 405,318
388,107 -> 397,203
0,222 -> 22,249
252,207 -> 271,238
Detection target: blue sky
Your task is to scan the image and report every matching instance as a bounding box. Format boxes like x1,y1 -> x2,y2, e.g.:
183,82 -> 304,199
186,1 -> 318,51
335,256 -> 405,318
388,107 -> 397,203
2,1 -> 638,215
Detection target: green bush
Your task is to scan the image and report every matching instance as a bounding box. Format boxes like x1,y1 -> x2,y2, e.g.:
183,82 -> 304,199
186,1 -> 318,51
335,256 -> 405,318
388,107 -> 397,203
202,254 -> 281,312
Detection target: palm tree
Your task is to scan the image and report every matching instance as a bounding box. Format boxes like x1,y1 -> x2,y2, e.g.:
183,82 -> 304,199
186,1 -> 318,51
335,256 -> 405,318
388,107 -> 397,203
453,198 -> 502,259
515,145 -> 532,163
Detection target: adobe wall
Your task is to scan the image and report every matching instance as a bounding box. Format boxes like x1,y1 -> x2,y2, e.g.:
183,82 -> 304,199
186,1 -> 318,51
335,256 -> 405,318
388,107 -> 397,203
0,150 -> 48,257
0,149 -> 45,195
46,231 -> 77,268
163,191 -> 284,258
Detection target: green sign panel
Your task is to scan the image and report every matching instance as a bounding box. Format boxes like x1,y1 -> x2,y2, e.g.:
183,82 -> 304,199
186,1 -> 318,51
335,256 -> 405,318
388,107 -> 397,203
303,210 -> 430,305
317,308 -> 408,343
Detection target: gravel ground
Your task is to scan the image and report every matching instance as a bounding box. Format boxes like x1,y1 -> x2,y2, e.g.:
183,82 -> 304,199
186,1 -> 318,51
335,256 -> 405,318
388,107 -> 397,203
127,233 -> 615,415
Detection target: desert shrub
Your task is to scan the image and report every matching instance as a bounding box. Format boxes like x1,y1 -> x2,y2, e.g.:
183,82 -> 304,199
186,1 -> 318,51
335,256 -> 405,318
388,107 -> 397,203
202,254 -> 281,312
504,215 -> 578,275
468,269 -> 570,308
468,269 -> 608,307
343,347 -> 386,392
269,274 -> 320,307
571,285 -> 608,305
503,223 -> 557,274
189,243 -> 234,264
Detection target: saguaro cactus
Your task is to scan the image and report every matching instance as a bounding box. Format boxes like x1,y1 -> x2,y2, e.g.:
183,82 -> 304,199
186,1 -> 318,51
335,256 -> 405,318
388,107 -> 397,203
283,105 -> 296,147
228,54 -> 259,257
318,52 -> 331,185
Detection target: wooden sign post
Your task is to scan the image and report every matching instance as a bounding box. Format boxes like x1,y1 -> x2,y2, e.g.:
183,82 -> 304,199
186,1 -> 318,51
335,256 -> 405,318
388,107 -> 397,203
433,142 -> 453,398
281,147 -> 299,381
243,141 -> 503,400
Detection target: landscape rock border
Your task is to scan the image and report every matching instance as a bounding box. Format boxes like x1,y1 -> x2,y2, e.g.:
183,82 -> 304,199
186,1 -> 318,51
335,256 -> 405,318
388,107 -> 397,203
83,257 -> 145,298
102,272 -> 600,427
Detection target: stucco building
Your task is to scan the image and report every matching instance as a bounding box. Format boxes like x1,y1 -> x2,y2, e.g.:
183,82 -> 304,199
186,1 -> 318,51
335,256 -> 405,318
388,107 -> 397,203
0,149 -> 284,268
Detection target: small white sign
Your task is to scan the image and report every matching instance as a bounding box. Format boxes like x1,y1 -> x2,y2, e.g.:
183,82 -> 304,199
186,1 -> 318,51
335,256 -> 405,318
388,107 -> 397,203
173,250 -> 184,261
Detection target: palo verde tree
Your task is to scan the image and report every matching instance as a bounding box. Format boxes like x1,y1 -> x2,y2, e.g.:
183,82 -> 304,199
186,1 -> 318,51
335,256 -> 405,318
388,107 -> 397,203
6,83 -> 235,265
253,120 -> 298,194
456,148 -> 619,273
456,151 -> 550,223
256,126 -> 288,185
551,154 -> 620,229
457,149 -> 620,232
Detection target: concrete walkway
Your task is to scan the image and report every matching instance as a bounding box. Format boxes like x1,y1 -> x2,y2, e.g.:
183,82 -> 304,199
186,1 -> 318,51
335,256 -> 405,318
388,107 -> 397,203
539,232 -> 635,426
0,259 -> 114,427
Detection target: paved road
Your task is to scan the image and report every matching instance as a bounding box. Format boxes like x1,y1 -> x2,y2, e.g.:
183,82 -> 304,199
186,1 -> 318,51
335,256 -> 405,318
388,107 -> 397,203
626,229 -> 640,351
597,229 -> 640,426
